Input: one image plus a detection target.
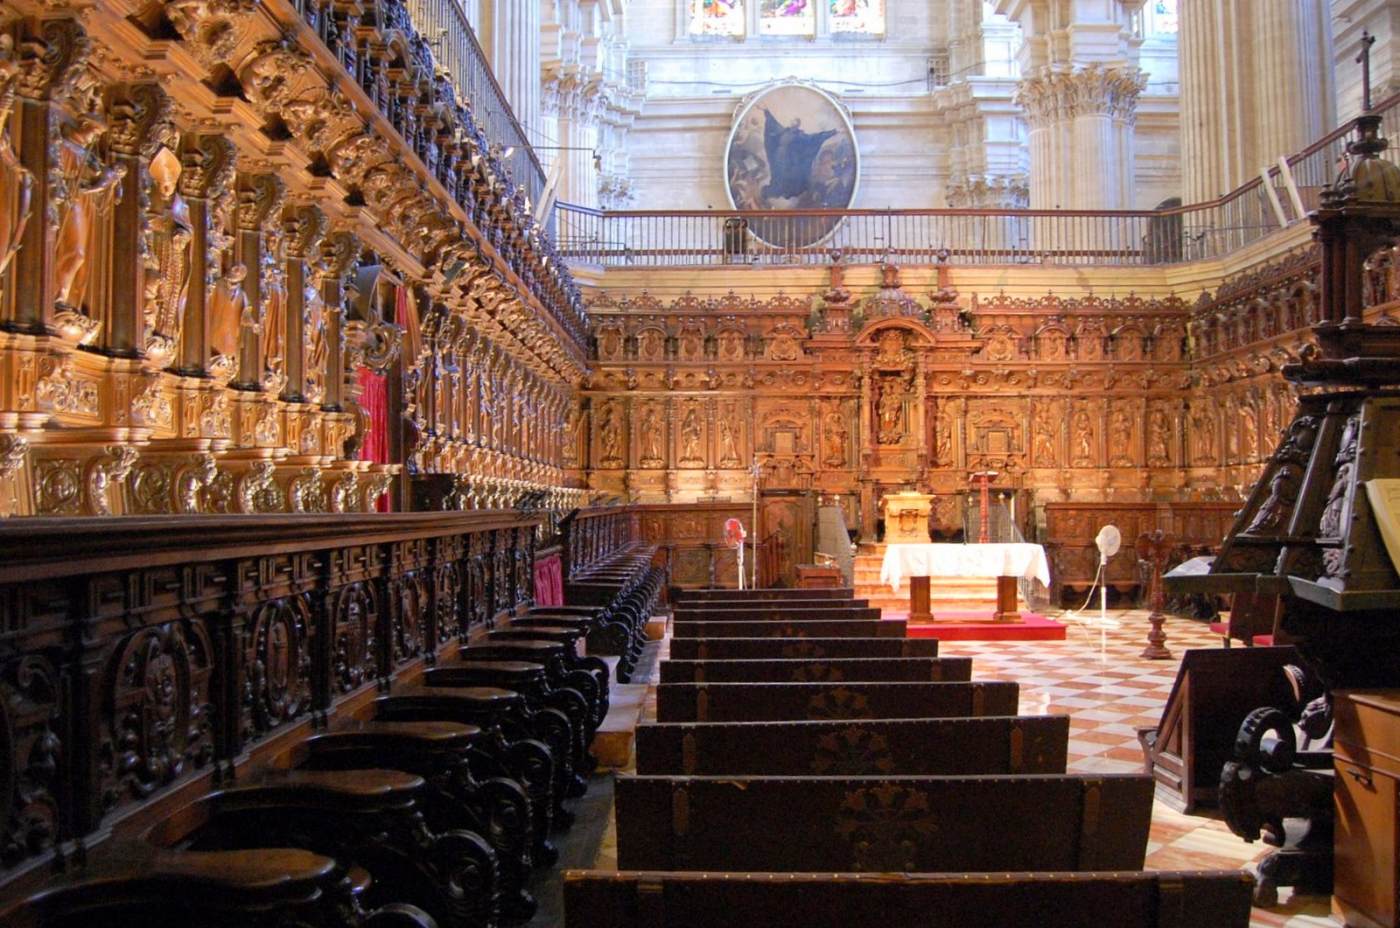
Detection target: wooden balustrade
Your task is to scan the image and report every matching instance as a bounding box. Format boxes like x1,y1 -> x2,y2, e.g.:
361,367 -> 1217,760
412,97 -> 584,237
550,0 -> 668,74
0,511 -> 539,896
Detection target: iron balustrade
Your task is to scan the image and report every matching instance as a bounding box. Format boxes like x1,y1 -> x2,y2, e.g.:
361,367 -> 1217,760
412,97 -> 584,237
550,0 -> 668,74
555,93 -> 1400,270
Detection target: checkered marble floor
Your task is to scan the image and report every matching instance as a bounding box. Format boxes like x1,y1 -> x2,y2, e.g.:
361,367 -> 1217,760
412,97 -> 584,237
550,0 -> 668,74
936,610 -> 1337,927
583,611 -> 1340,928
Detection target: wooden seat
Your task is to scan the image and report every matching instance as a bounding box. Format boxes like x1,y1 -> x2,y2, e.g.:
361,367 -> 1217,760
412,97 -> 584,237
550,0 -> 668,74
615,774 -> 1153,872
658,657 -> 972,684
673,605 -> 881,621
672,619 -> 906,639
635,715 -> 1069,776
674,587 -> 856,601
656,680 -> 1017,722
562,869 -> 1254,928
668,637 -> 938,660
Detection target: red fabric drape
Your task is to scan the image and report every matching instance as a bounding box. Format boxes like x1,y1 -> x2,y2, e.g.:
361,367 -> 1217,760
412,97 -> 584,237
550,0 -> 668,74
357,368 -> 389,465
533,553 -> 564,606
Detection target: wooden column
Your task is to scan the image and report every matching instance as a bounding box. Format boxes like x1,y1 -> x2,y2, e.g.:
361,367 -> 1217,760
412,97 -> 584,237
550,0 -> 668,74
5,18 -> 90,334
319,230 -> 359,412
233,173 -> 285,391
174,133 -> 236,377
102,84 -> 169,357
279,203 -> 326,402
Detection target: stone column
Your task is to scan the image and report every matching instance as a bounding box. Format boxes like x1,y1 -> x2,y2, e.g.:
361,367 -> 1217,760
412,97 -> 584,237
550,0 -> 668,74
481,0 -> 542,141
1250,0 -> 1333,164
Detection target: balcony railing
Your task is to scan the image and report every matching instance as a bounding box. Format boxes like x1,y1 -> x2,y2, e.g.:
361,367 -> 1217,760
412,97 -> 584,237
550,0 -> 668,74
555,92 -> 1400,269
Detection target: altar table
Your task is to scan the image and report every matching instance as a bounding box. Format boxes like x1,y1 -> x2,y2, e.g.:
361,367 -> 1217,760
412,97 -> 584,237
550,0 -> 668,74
880,543 -> 1052,623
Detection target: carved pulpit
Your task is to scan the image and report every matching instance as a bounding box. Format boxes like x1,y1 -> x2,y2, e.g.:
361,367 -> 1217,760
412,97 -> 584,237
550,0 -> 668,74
881,491 -> 933,543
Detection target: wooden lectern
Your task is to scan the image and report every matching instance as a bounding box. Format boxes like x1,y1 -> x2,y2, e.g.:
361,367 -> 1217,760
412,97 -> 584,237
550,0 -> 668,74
882,492 -> 935,621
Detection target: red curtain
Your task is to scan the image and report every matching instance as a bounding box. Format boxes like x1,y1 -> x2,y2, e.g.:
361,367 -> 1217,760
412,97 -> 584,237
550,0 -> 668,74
533,553 -> 564,606
358,368 -> 389,465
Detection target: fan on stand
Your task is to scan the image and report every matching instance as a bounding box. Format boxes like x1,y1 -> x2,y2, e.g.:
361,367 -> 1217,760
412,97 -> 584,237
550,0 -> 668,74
724,518 -> 747,590
1064,524 -> 1123,659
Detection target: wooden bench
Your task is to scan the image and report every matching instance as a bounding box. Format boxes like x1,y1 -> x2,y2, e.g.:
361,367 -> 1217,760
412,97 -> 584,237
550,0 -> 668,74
655,681 -> 1019,722
615,774 -> 1153,871
658,657 -> 972,684
674,587 -> 856,602
669,637 -> 939,660
672,619 -> 906,639
673,605 -> 881,621
563,870 -> 1255,928
635,715 -> 1069,776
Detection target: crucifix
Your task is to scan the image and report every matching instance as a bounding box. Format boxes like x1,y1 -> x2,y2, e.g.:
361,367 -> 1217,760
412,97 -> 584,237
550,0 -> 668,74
969,471 -> 998,544
1359,29 -> 1377,113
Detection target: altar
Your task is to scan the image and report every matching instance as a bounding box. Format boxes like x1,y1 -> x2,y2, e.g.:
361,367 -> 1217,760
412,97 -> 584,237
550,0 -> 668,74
880,542 -> 1051,623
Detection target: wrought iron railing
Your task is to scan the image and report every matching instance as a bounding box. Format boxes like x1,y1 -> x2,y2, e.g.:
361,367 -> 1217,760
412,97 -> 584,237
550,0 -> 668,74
555,92 -> 1400,269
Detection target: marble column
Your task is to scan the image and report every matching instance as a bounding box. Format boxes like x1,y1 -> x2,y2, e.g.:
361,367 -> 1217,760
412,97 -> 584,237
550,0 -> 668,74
1250,0 -> 1333,164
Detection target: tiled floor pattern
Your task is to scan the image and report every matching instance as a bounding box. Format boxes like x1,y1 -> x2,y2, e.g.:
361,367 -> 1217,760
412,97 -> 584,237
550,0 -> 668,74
561,612 -> 1340,928
937,611 -> 1336,927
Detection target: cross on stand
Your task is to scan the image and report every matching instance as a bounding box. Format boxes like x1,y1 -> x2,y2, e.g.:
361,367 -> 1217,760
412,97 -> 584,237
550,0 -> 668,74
969,471 -> 998,544
1360,29 -> 1378,113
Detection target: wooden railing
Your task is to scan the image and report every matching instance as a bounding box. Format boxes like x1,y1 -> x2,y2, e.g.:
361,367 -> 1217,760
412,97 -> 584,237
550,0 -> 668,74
556,93 -> 1400,269
0,511 -> 540,893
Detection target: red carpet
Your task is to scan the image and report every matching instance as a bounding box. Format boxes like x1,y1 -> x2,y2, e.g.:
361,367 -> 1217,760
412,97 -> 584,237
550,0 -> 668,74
883,611 -> 1067,641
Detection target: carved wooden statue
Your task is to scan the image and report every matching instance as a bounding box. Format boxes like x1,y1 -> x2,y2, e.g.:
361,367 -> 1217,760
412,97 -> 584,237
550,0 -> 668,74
144,147 -> 193,364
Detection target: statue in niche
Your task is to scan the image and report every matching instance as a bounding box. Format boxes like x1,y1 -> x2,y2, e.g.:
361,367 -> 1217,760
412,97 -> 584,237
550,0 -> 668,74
1032,405 -> 1057,465
599,403 -> 622,466
1246,461 -> 1305,534
208,262 -> 250,381
1108,407 -> 1133,466
561,404 -> 579,463
639,404 -> 664,466
718,407 -> 741,466
1147,408 -> 1171,466
1039,329 -> 1067,361
1071,410 -> 1094,466
598,327 -> 622,360
52,96 -> 125,325
718,329 -> 745,361
261,252 -> 288,393
679,329 -> 703,361
822,408 -> 847,467
144,147 -> 192,365
1191,407 -> 1217,463
638,328 -> 664,361
0,36 -> 33,282
303,279 -> 329,403
1318,416 -> 1360,574
679,404 -> 703,465
875,374 -> 905,445
1239,401 -> 1259,462
934,413 -> 953,466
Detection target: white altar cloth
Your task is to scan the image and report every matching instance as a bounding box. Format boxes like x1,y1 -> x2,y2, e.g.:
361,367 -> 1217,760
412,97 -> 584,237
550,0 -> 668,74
880,542 -> 1052,592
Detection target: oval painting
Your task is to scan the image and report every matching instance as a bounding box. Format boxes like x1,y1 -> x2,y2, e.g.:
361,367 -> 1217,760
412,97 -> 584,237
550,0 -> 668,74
724,82 -> 859,248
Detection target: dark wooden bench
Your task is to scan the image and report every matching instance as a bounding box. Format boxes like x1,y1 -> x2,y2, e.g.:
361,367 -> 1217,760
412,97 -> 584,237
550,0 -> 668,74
669,637 -> 939,660
674,587 -> 857,601
615,774 -> 1153,872
563,870 -> 1255,928
672,618 -> 906,639
635,715 -> 1069,776
658,657 -> 972,683
655,681 -> 1019,722
673,605 -> 880,621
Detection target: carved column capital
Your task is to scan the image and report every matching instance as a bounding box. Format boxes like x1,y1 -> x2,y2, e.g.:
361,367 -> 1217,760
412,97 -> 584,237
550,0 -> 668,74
236,172 -> 286,232
178,132 -> 237,200
281,203 -> 327,259
105,83 -> 173,158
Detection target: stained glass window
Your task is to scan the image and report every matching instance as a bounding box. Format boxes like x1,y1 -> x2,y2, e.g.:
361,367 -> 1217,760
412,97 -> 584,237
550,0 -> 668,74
829,0 -> 884,35
1150,0 -> 1178,35
758,0 -> 816,37
689,0 -> 745,37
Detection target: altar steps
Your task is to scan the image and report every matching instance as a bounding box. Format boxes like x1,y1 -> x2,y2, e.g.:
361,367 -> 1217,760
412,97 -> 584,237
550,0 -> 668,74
852,543 -> 1002,614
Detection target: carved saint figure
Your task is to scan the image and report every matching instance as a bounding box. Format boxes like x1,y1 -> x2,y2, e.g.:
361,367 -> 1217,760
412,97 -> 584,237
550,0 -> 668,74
0,35 -> 34,282
53,103 -> 125,323
1191,407 -> 1217,464
598,327 -> 622,360
1071,410 -> 1094,466
1032,405 -> 1057,465
1239,402 -> 1259,463
599,403 -> 622,466
1108,407 -> 1133,466
875,375 -> 904,445
1318,416 -> 1360,575
718,409 -> 741,466
144,148 -> 193,363
303,280 -> 329,403
679,329 -> 703,361
680,404 -> 703,465
209,262 -> 251,378
1147,408 -> 1171,466
261,250 -> 288,393
640,404 -> 664,466
823,408 -> 847,467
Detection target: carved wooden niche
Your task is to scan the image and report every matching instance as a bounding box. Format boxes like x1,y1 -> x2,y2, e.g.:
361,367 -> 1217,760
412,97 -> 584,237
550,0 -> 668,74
967,401 -> 1023,465
675,398 -> 706,468
763,323 -> 804,362
1034,319 -> 1071,361
596,324 -> 625,361
676,323 -> 706,362
635,400 -> 667,469
716,326 -> 747,362
1075,319 -> 1107,361
635,324 -> 667,362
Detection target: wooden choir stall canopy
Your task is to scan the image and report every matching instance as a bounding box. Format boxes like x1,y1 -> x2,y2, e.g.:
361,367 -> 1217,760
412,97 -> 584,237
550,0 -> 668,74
880,542 -> 1051,623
